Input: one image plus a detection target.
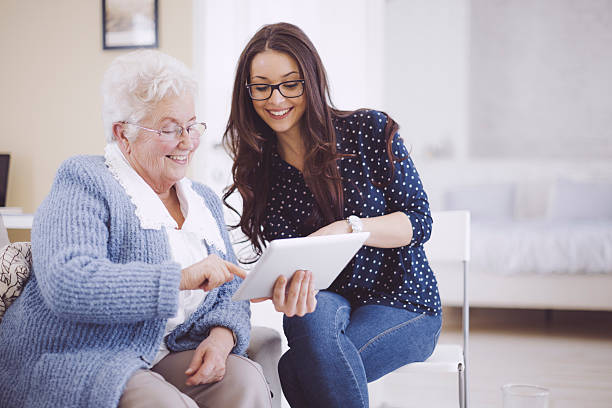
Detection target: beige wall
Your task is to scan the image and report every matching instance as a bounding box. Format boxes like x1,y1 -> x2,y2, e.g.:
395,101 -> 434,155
0,0 -> 192,213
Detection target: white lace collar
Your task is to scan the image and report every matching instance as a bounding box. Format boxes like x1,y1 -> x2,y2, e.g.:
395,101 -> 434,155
104,143 -> 226,254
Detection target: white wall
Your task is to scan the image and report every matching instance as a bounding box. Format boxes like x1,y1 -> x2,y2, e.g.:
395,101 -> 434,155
384,0 -> 470,161
470,0 -> 612,159
383,0 -> 612,216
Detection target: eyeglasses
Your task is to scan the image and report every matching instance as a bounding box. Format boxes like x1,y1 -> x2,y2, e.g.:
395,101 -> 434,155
245,80 -> 305,101
118,121 -> 207,141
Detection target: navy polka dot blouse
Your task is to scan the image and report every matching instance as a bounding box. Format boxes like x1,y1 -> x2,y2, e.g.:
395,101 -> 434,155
263,110 -> 441,316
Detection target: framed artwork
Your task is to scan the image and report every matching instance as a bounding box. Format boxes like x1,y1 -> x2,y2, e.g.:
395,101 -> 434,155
102,0 -> 158,50
0,154 -> 9,207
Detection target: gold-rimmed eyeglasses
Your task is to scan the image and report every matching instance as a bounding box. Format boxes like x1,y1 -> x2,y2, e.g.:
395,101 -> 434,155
118,121 -> 207,141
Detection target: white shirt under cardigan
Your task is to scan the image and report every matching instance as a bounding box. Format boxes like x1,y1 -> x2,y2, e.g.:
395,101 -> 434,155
104,143 -> 226,365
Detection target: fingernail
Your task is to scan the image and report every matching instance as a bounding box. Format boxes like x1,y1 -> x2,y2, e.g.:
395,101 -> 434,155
185,368 -> 194,374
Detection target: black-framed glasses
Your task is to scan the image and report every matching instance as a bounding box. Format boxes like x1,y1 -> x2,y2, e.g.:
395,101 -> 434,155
246,80 -> 305,101
118,121 -> 207,141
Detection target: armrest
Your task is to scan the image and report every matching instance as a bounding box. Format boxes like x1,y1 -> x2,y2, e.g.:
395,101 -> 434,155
247,326 -> 283,408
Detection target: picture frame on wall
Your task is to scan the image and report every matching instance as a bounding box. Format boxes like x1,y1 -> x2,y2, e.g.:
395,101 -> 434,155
0,154 -> 9,207
102,0 -> 158,50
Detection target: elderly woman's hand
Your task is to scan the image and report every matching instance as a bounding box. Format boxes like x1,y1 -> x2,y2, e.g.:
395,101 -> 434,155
180,254 -> 247,291
252,270 -> 318,317
184,326 -> 234,386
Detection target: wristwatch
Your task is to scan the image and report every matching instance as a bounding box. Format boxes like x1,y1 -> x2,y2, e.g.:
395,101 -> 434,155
347,215 -> 363,233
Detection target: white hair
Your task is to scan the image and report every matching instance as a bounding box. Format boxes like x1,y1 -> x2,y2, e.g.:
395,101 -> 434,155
101,49 -> 198,143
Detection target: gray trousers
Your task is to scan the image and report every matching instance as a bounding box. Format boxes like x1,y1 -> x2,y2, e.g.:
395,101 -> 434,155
118,351 -> 272,408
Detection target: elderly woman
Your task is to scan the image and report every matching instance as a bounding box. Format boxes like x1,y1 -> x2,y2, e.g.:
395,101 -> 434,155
0,50 -> 271,408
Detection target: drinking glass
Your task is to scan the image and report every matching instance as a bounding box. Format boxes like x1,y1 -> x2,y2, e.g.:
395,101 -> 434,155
502,384 -> 550,408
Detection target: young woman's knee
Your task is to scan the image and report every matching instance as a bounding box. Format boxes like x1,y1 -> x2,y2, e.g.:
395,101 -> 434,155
282,291 -> 350,342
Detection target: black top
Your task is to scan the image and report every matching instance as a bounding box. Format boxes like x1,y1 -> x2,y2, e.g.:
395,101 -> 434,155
263,110 -> 441,315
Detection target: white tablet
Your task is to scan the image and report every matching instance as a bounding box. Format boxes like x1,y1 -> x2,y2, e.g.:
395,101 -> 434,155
232,232 -> 370,301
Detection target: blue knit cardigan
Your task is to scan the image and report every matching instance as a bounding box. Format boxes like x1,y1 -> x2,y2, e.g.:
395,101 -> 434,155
0,155 -> 250,408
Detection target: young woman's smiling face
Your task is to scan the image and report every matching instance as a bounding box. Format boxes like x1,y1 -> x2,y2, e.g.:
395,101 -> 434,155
249,50 -> 306,140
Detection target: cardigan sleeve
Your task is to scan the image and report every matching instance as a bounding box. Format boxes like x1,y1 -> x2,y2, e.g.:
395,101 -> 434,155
31,157 -> 181,324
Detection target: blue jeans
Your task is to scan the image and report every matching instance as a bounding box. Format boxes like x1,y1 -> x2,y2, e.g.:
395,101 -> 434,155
278,291 -> 442,408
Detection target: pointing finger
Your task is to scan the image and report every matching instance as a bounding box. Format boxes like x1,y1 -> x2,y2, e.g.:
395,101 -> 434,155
225,261 -> 247,279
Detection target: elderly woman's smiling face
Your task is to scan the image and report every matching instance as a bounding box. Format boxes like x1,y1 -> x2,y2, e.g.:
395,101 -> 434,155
118,93 -> 199,194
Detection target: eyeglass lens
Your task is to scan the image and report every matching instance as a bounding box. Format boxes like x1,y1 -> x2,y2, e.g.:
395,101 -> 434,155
161,123 -> 206,140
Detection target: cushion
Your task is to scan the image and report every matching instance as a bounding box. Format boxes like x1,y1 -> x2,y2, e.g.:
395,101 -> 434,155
444,183 -> 516,220
548,179 -> 612,221
0,242 -> 32,322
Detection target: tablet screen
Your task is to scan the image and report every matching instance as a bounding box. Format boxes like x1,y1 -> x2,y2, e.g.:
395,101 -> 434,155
232,232 -> 369,301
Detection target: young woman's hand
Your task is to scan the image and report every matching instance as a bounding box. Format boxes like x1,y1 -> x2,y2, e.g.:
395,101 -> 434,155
180,254 -> 247,291
252,270 -> 318,317
184,327 -> 235,386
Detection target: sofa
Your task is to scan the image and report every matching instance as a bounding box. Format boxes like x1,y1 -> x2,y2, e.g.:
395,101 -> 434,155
434,178 -> 612,311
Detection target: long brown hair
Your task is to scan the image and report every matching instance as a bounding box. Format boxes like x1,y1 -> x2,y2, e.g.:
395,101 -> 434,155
223,22 -> 399,258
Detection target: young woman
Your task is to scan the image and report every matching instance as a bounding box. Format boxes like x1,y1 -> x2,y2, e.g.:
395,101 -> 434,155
223,22 -> 442,408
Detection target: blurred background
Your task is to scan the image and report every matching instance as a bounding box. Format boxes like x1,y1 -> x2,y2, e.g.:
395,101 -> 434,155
1,1 -> 611,406
2,0 -> 611,212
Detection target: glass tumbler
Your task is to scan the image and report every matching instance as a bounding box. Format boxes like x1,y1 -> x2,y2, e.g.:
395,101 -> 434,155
502,384 -> 550,408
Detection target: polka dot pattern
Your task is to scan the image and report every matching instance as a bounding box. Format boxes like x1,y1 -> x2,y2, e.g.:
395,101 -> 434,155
263,110 -> 441,316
